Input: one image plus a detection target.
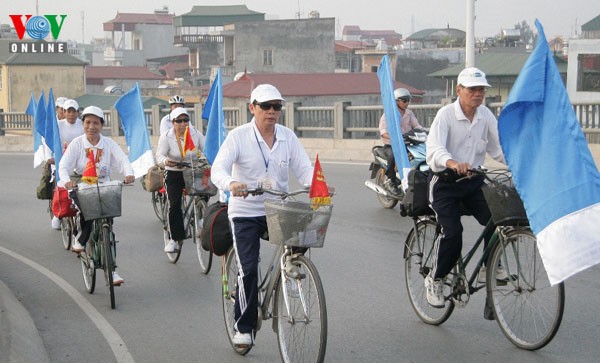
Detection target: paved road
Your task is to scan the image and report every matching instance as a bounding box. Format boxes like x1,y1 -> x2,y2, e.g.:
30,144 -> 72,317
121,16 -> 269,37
0,153 -> 599,362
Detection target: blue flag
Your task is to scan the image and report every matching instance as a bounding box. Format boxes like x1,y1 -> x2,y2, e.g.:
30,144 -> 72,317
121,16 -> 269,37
204,69 -> 226,165
28,92 -> 45,168
47,89 -> 63,180
377,55 -> 410,179
34,91 -> 47,145
115,83 -> 154,178
498,20 -> 600,284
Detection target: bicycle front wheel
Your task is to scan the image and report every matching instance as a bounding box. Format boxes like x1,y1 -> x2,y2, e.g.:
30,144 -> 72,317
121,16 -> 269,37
404,219 -> 454,325
275,255 -> 327,363
193,197 -> 212,274
163,197 -> 182,264
101,224 -> 116,309
60,217 -> 73,250
222,248 -> 253,355
488,228 -> 564,350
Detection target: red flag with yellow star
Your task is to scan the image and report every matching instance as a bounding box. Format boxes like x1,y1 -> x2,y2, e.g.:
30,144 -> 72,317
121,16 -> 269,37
81,148 -> 98,184
182,126 -> 195,157
309,154 -> 331,209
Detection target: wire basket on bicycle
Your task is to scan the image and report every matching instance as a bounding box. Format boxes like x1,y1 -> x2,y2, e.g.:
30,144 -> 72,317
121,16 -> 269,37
182,158 -> 218,196
264,199 -> 333,248
73,181 -> 123,220
481,170 -> 528,226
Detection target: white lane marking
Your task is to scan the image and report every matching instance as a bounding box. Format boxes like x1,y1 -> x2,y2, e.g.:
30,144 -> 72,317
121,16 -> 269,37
0,245 -> 135,363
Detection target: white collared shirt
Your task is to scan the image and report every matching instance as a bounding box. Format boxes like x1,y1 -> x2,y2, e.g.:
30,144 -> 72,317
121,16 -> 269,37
58,118 -> 83,145
58,134 -> 134,184
426,98 -> 505,172
156,126 -> 206,170
211,119 -> 313,218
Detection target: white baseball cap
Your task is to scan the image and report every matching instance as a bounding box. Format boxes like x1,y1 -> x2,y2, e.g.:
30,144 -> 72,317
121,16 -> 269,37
63,99 -> 79,111
170,107 -> 189,120
55,97 -> 67,108
81,106 -> 104,122
457,67 -> 491,88
250,84 -> 285,103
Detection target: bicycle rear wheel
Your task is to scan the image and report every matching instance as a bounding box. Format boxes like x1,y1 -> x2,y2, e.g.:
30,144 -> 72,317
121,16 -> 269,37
275,255 -> 327,363
101,224 -> 116,309
60,217 -> 72,250
193,197 -> 212,274
404,219 -> 454,325
487,228 -> 564,350
80,241 -> 96,293
152,191 -> 165,223
222,248 -> 252,355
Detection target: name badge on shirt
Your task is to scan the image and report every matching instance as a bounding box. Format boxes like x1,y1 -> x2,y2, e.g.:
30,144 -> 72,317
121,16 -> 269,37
259,177 -> 275,190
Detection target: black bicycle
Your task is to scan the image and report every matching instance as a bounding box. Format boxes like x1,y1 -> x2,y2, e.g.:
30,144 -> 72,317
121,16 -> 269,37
404,168 -> 564,350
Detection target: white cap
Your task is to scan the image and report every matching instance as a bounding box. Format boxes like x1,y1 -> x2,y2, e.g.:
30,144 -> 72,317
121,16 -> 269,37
63,99 -> 79,111
170,107 -> 189,120
250,84 -> 284,103
55,97 -> 67,107
81,106 -> 104,122
457,67 -> 491,87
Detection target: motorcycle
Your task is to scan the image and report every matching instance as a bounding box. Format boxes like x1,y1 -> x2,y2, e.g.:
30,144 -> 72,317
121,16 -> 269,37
364,128 -> 429,209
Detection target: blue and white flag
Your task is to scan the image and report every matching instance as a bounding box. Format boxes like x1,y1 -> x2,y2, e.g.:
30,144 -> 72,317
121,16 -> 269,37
33,90 -> 52,167
115,83 -> 155,179
204,68 -> 226,165
377,55 -> 410,179
28,92 -> 44,168
47,89 -> 63,180
498,20 -> 600,285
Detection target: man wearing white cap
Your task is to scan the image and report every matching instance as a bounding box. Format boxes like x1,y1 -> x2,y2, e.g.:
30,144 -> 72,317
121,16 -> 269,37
55,96 -> 68,120
211,84 -> 315,347
424,68 -> 506,310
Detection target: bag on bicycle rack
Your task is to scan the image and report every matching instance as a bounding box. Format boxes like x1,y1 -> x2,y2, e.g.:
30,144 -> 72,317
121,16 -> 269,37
142,165 -> 164,192
200,201 -> 233,256
401,169 -> 434,217
36,162 -> 55,200
51,186 -> 77,218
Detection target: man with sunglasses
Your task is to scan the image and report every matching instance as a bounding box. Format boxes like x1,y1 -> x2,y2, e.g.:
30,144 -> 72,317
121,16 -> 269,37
424,67 -> 506,310
156,108 -> 206,253
211,84 -> 315,347
378,88 -> 423,196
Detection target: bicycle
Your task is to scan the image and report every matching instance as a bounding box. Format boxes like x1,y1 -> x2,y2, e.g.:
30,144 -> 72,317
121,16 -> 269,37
152,188 -> 167,223
222,187 -> 332,362
161,159 -> 216,274
404,168 -> 565,350
73,181 -> 127,309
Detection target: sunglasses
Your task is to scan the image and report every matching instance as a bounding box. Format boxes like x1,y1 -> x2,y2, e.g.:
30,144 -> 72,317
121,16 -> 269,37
254,102 -> 283,111
173,118 -> 190,123
397,98 -> 410,103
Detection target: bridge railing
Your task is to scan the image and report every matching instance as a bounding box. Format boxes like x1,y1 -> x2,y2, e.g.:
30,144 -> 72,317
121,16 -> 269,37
2,101 -> 599,143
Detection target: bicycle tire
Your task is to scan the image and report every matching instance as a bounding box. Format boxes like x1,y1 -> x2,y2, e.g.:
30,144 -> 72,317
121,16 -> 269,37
60,217 -> 72,250
80,241 -> 96,293
152,191 -> 165,223
101,224 -> 116,309
275,255 -> 327,363
487,228 -> 565,350
375,168 -> 399,209
194,197 -> 212,274
404,219 -> 454,325
222,248 -> 252,355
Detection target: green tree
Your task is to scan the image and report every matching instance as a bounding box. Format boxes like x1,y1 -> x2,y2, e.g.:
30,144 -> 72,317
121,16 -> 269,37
515,20 -> 538,45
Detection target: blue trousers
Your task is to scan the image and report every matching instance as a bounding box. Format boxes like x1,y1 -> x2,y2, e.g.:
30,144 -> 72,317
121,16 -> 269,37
231,216 -> 268,334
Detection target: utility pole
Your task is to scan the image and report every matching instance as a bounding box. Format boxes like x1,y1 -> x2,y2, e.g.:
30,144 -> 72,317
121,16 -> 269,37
465,0 -> 475,67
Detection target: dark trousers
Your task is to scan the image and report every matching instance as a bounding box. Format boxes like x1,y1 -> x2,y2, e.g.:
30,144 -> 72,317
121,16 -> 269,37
165,170 -> 186,241
429,173 -> 492,279
231,216 -> 268,334
383,144 -> 397,182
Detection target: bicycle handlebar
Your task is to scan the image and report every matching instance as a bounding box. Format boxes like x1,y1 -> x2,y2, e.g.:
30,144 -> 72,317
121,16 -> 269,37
241,187 -> 311,199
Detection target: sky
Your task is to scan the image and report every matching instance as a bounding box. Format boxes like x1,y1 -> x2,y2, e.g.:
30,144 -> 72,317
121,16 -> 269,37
4,0 -> 598,43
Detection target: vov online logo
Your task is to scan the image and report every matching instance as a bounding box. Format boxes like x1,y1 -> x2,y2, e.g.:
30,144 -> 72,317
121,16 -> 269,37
8,14 -> 68,53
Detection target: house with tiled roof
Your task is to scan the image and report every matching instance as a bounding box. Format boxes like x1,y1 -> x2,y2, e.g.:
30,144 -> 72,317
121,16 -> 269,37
342,25 -> 402,49
86,66 -> 166,94
0,39 -> 86,112
102,7 -> 187,66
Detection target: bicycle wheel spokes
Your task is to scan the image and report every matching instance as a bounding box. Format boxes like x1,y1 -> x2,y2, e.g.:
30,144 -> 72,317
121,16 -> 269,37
80,242 -> 96,293
276,255 -> 327,363
101,224 -> 116,309
222,249 -> 252,355
152,191 -> 165,223
60,218 -> 72,250
404,219 -> 454,325
194,198 -> 212,274
488,229 -> 564,350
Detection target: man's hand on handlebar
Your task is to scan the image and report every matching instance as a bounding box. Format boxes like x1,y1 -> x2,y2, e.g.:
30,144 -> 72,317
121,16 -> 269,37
229,181 -> 249,198
446,160 -> 472,176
